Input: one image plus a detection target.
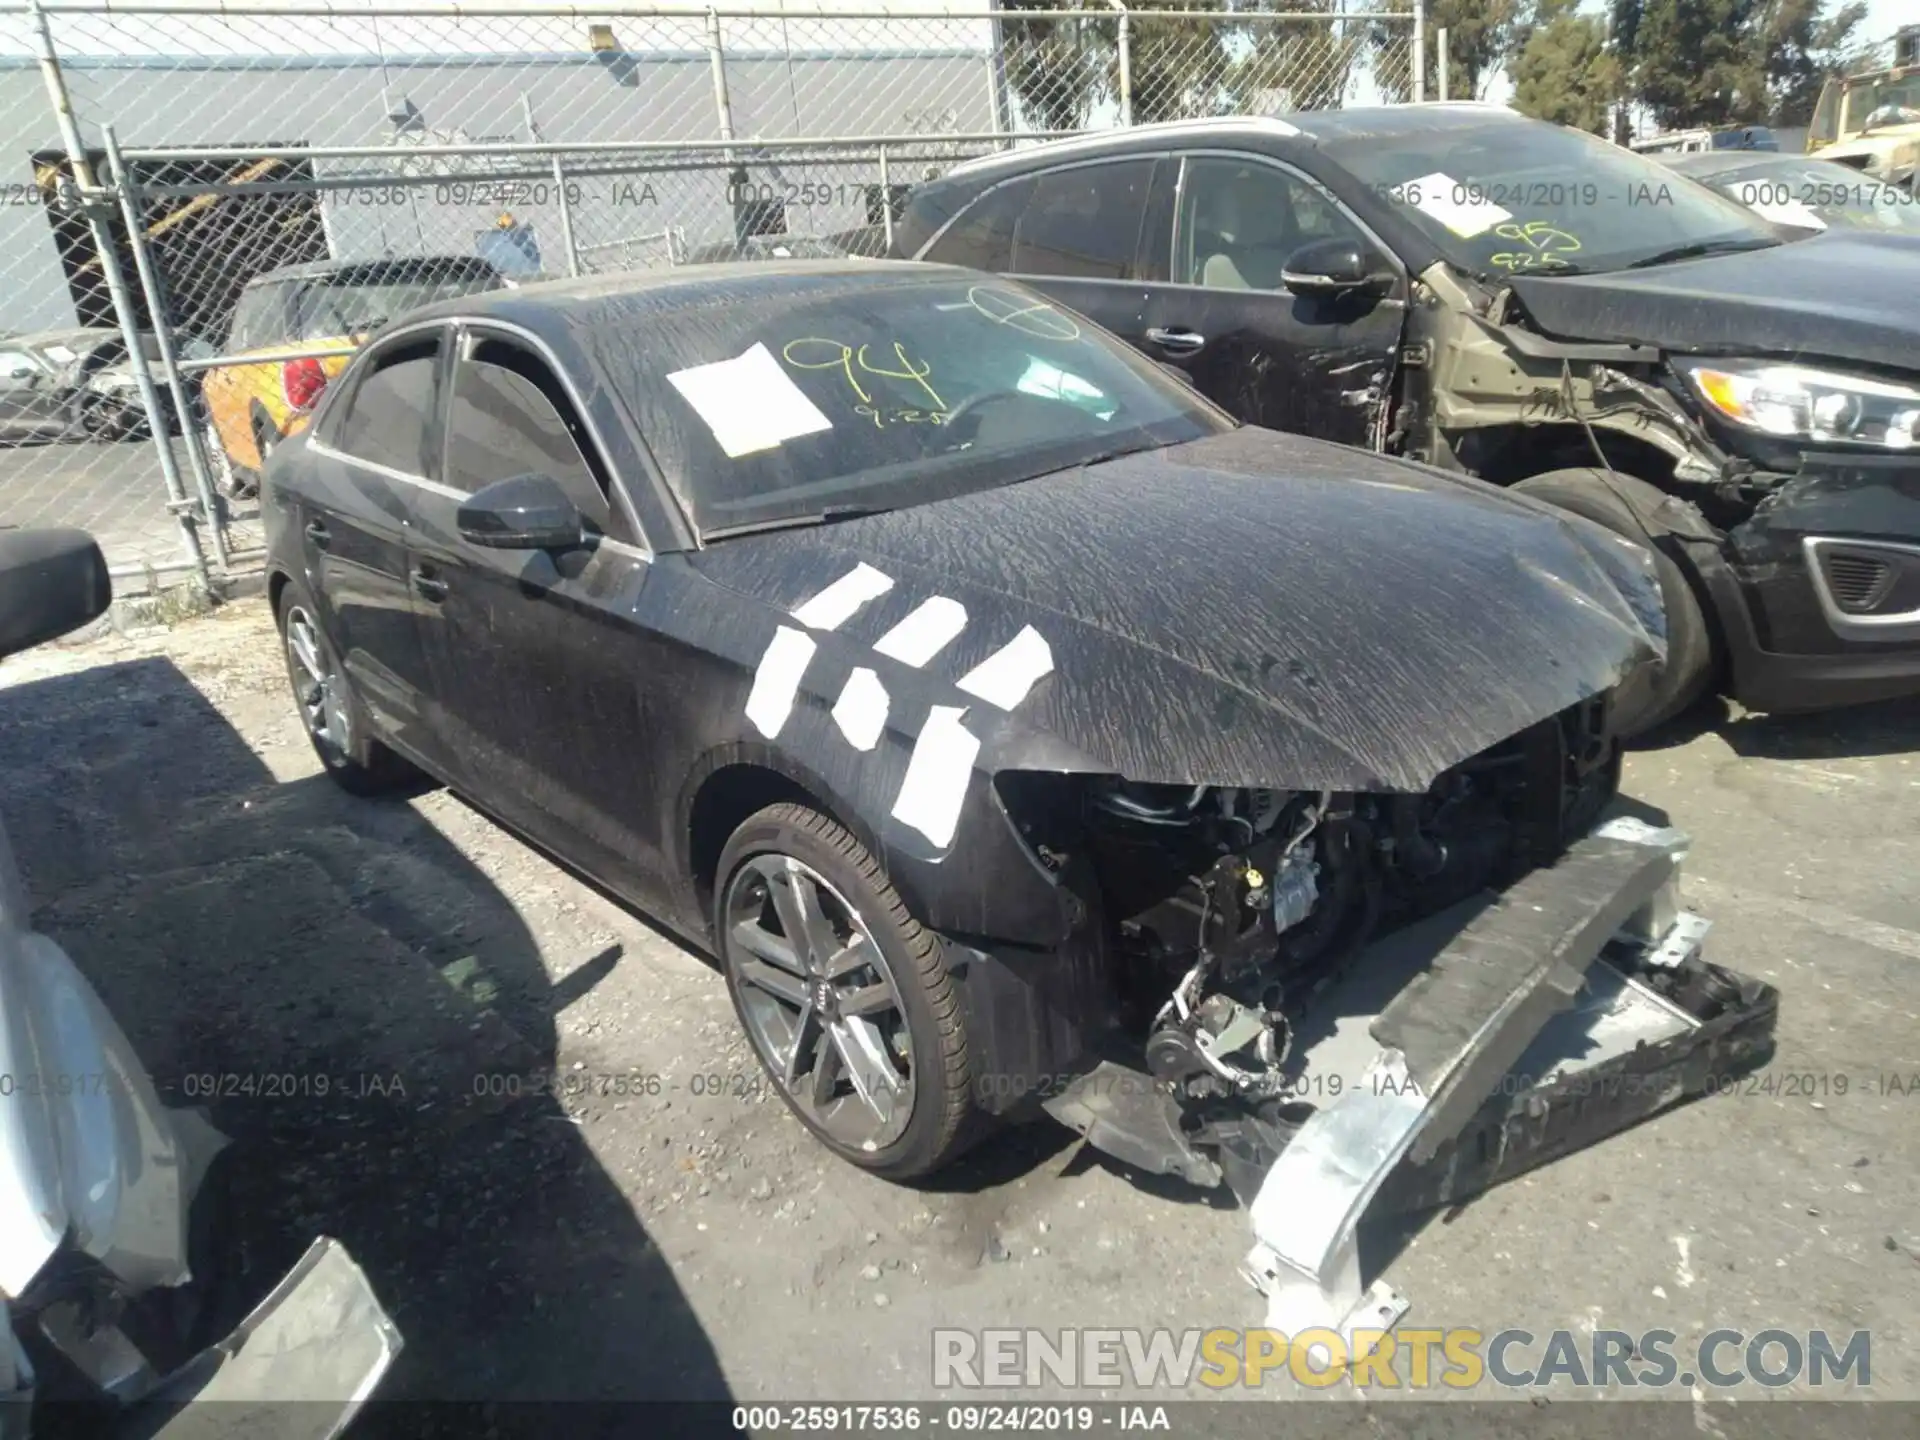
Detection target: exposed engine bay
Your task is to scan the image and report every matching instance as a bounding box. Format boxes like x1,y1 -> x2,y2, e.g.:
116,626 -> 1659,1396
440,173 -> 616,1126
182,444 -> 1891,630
1073,701 -> 1617,1165
983,698 -> 1776,1337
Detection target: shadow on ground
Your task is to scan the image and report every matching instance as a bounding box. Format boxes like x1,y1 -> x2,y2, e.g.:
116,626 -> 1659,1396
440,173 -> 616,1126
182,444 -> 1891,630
1633,692 -> 1920,760
0,655 -> 730,1430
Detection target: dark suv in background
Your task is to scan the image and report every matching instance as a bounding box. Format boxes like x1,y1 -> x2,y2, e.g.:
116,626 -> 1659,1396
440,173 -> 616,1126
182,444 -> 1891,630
894,105 -> 1920,733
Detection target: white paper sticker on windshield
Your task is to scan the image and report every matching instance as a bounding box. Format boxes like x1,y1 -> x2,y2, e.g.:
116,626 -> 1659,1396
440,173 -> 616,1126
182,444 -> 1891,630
666,341 -> 831,458
1404,171 -> 1512,239
42,344 -> 76,365
1748,197 -> 1827,231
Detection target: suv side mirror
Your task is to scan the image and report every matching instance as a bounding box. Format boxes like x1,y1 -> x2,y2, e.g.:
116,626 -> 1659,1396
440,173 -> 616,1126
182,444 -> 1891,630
0,527 -> 111,659
1280,238 -> 1393,298
456,473 -> 586,551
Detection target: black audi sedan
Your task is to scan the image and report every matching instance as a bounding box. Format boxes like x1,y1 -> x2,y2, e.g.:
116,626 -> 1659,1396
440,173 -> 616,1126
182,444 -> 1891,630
892,105 -> 1920,730
260,261 -> 1713,1186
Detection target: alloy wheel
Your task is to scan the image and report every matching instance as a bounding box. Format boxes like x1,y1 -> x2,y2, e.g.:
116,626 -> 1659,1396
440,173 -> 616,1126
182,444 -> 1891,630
723,853 -> 915,1152
283,605 -> 351,759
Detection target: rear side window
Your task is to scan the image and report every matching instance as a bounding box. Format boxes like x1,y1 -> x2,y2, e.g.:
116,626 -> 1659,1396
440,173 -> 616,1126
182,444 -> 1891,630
443,336 -> 611,532
921,176 -> 1035,271
327,336 -> 439,475
1014,160 -> 1154,279
228,282 -> 288,351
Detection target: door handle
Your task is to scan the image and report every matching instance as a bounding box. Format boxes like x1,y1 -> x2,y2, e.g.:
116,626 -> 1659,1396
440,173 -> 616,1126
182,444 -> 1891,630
1145,327 -> 1205,354
411,567 -> 449,604
304,520 -> 331,549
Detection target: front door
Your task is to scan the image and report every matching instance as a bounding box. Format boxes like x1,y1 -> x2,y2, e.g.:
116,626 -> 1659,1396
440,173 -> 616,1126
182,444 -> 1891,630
297,330 -> 444,760
1137,153 -> 1407,448
921,157 -> 1164,355
404,326 -> 669,904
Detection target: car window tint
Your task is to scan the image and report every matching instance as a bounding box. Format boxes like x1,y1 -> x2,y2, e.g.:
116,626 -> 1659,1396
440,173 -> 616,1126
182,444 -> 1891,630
445,340 -> 611,531
1012,160 -> 1153,279
228,282 -> 286,351
1177,157 -> 1365,291
921,175 -> 1035,270
0,349 -> 38,388
329,338 -> 438,475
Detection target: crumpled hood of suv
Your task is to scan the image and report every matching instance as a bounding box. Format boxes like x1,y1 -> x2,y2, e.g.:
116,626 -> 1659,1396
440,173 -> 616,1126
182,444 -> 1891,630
690,427 -> 1666,793
1506,230 -> 1920,373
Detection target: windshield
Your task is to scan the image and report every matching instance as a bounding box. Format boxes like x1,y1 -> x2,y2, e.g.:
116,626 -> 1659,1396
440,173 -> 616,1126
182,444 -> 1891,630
1322,119 -> 1781,276
1845,74 -> 1920,132
594,273 -> 1228,536
1698,157 -> 1920,235
294,269 -> 500,340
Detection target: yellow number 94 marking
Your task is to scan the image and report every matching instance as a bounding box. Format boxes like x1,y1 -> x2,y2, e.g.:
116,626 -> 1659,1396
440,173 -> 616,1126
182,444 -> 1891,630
781,337 -> 946,415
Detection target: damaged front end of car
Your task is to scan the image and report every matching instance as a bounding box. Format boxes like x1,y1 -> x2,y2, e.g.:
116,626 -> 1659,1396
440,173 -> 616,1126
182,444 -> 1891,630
954,697 -> 1775,1341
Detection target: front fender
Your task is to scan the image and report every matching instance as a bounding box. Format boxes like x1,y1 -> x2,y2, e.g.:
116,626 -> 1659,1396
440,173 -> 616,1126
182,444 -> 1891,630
0,816 -> 216,1299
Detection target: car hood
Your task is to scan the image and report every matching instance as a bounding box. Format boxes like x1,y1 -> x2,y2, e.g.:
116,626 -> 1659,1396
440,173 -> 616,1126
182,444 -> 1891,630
687,428 -> 1665,793
1506,231 -> 1920,374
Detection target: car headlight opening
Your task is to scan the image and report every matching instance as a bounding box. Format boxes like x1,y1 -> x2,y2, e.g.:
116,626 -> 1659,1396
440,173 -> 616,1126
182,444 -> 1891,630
1681,359 -> 1920,449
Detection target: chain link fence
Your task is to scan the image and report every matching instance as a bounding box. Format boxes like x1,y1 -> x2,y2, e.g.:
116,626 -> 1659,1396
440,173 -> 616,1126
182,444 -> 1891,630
0,1 -> 1423,595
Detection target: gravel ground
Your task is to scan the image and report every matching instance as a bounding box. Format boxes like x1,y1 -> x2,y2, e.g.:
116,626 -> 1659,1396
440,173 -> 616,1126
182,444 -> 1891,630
1,599 -> 1915,1421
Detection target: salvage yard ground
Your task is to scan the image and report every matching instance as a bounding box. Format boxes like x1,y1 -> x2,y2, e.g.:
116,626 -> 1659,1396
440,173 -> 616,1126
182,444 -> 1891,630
1,599 -> 1916,1415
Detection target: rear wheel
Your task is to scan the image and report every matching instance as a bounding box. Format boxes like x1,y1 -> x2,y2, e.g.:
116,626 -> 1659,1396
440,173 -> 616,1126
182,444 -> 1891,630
715,802 -> 973,1179
1512,467 -> 1714,735
275,578 -> 417,796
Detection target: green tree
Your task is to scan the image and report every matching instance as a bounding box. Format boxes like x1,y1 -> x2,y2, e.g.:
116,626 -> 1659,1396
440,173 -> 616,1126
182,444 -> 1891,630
998,1 -> 1117,132
1510,0 -> 1620,133
1374,0 -> 1524,104
1759,0 -> 1866,124
1231,0 -> 1366,115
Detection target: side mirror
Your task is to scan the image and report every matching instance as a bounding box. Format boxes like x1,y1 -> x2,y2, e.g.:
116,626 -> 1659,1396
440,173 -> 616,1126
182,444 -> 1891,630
1280,237 -> 1394,298
3,363 -> 37,384
0,527 -> 112,659
456,473 -> 586,551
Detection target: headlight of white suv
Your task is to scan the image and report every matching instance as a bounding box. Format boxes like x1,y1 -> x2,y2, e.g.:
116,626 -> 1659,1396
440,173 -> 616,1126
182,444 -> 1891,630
1678,359 -> 1920,450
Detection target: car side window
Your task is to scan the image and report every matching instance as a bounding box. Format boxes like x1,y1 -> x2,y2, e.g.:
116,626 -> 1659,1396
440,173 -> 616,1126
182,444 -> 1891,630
0,349 -> 40,389
921,175 -> 1035,270
1175,156 -> 1367,291
326,336 -> 439,476
1012,159 -> 1154,279
444,336 -> 612,533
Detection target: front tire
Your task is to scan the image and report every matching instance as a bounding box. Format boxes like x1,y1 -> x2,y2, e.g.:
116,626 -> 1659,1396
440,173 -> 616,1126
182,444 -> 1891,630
274,577 -> 417,796
715,803 -> 974,1179
1512,467 -> 1715,736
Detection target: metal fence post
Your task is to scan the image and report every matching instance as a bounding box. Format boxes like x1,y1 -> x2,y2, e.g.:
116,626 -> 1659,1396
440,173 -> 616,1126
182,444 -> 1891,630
1437,26 -> 1449,102
1412,0 -> 1427,103
103,125 -> 229,572
26,0 -> 208,584
878,144 -> 894,252
552,155 -> 582,276
1109,0 -> 1134,127
706,8 -> 735,144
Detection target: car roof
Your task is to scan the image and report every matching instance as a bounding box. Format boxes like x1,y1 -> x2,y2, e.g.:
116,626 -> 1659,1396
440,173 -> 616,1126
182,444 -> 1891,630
940,103 -> 1529,183
242,255 -> 498,287
5,326 -> 123,350
400,256 -> 944,332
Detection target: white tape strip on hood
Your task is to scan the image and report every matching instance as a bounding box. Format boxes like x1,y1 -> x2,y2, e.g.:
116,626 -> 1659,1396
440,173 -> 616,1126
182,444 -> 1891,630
831,667 -> 889,751
891,705 -> 979,849
792,562 -> 895,631
956,625 -> 1053,711
873,596 -> 968,667
744,625 -> 816,739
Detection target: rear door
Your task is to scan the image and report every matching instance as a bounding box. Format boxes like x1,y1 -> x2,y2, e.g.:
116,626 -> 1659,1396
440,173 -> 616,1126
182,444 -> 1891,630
1135,151 -> 1407,448
0,346 -> 63,436
404,324 -> 669,900
920,156 -> 1164,349
297,328 -> 446,763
